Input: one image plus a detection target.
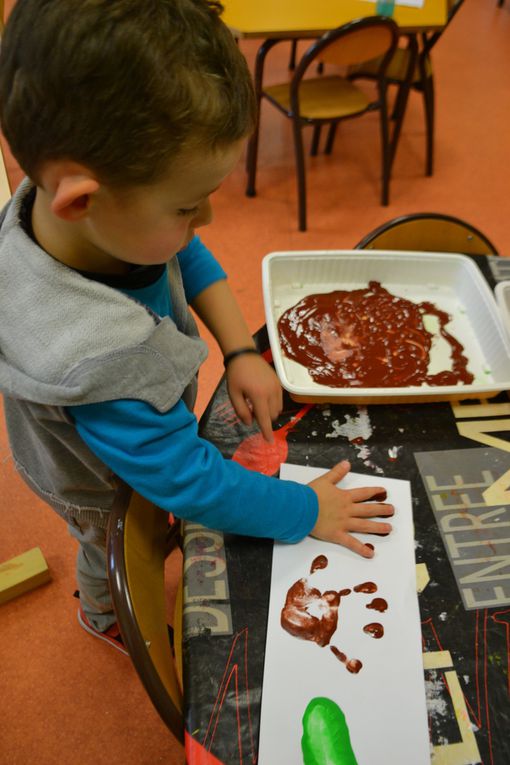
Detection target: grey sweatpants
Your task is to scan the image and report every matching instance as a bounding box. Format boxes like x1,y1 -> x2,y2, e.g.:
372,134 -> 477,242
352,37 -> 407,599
68,519 -> 116,632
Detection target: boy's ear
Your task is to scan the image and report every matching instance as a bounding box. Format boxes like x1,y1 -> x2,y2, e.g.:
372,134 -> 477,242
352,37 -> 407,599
51,176 -> 100,221
40,162 -> 100,222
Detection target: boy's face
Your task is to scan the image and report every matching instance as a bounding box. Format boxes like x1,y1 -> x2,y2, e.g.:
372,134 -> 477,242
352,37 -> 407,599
83,140 -> 244,268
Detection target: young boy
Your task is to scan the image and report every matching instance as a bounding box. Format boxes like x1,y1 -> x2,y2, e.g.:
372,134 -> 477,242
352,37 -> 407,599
0,0 -> 393,650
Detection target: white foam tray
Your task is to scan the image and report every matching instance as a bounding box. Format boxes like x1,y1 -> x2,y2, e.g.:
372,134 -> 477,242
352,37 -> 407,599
262,250 -> 510,404
495,281 -> 510,344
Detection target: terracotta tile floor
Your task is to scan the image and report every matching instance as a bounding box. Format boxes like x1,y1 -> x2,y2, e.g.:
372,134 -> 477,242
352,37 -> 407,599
1,1 -> 510,763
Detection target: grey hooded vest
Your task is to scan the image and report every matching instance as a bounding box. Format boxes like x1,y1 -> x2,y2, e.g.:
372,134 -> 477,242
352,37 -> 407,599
0,180 -> 208,526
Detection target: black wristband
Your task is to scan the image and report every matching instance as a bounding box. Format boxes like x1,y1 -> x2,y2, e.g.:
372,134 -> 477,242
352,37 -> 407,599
223,347 -> 259,367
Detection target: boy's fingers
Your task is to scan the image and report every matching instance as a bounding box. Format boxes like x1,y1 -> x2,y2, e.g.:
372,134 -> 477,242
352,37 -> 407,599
325,460 -> 351,484
349,486 -> 388,503
230,391 -> 253,426
270,389 -> 283,420
348,519 -> 393,535
352,502 -> 394,518
338,533 -> 375,558
252,399 -> 275,443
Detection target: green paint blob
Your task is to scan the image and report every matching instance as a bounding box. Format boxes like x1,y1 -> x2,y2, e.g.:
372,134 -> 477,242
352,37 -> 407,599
301,697 -> 358,765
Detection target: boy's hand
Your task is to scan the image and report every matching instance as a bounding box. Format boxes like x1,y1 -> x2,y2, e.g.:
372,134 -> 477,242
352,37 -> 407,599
226,354 -> 283,442
308,460 -> 394,557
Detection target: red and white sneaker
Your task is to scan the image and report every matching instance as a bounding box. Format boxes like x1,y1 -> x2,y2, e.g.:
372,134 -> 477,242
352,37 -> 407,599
77,606 -> 128,656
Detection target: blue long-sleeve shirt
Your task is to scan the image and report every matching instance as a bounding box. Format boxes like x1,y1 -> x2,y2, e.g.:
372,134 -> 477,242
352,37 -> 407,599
67,236 -> 318,541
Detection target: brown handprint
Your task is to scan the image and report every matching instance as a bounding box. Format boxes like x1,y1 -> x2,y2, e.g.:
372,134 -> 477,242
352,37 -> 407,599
280,556 -> 389,674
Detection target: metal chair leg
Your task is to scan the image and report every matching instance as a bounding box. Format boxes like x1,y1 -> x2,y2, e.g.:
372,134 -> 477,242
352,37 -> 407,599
389,35 -> 417,168
289,40 -> 298,70
421,71 -> 434,177
292,119 -> 308,231
379,84 -> 391,206
391,82 -> 408,122
246,39 -> 281,196
246,119 -> 261,197
310,125 -> 321,156
324,123 -> 338,155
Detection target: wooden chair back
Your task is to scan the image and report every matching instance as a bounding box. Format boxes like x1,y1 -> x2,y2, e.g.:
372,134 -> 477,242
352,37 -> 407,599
318,23 -> 398,67
355,213 -> 497,256
107,481 -> 184,742
292,17 -> 398,102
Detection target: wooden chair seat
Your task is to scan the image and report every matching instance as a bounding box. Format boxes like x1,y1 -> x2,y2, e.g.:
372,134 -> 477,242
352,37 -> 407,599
349,46 -> 433,85
264,76 -> 372,121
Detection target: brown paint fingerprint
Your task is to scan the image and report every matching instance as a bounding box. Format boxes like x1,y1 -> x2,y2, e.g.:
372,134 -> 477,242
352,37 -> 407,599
330,646 -> 363,674
310,555 -> 328,574
367,597 -> 388,613
346,659 -> 363,674
353,581 -> 377,594
363,622 -> 384,639
330,646 -> 347,663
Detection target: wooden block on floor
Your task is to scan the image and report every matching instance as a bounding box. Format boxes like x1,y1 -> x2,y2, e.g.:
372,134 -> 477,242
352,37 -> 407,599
0,547 -> 51,605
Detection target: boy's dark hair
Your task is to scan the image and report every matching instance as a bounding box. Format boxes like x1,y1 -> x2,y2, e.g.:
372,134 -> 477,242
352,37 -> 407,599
0,0 -> 256,186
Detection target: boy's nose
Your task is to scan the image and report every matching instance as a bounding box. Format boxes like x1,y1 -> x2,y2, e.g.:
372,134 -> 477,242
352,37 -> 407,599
193,198 -> 213,229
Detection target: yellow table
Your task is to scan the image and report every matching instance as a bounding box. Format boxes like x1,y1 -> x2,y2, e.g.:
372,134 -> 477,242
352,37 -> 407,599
233,0 -> 449,200
222,0 -> 447,38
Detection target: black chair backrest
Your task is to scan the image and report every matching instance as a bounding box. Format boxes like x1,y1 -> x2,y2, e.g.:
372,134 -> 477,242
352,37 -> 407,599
355,213 -> 498,256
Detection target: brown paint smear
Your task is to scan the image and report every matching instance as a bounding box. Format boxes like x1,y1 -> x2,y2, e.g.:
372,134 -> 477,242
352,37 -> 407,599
363,622 -> 384,639
367,597 -> 388,613
277,281 -> 473,388
353,581 -> 377,594
310,554 -> 328,574
280,579 -> 350,647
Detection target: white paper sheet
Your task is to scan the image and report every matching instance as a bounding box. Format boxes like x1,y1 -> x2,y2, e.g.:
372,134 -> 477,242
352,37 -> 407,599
258,464 -> 429,765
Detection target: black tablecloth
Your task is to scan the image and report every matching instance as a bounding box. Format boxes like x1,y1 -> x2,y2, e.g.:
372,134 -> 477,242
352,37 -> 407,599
183,255 -> 510,765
